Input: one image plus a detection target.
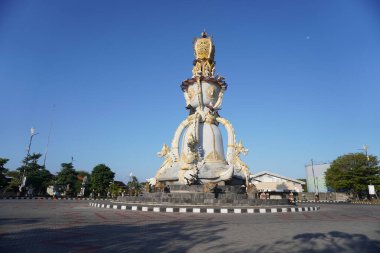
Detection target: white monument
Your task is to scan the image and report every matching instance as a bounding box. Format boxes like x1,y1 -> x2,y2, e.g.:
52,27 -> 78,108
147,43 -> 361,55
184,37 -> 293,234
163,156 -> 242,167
152,32 -> 251,186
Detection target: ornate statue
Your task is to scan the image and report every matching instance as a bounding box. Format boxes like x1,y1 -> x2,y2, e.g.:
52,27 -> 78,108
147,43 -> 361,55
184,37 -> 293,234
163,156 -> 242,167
153,32 -> 252,186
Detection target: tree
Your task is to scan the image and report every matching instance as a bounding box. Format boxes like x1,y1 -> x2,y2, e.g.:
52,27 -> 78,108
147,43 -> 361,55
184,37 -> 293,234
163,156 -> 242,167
325,153 -> 380,199
5,170 -> 21,193
90,164 -> 114,197
56,162 -> 78,196
75,170 -> 91,197
0,158 -> 10,190
297,178 -> 308,192
127,176 -> 142,196
108,182 -> 122,198
18,153 -> 54,195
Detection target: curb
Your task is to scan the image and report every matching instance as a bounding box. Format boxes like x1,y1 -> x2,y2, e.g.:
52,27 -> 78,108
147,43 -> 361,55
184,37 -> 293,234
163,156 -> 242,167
299,200 -> 347,203
299,200 -> 380,205
0,197 -> 111,201
89,202 -> 320,214
350,201 -> 380,205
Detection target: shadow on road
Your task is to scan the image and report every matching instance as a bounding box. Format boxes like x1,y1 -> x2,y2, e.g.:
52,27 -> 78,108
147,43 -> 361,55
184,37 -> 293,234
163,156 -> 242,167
1,219 -> 380,253
0,220 -> 228,253
0,218 -> 45,225
254,230 -> 380,253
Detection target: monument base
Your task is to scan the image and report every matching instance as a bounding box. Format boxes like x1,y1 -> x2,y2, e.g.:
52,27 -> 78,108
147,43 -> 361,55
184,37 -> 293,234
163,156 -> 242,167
117,185 -> 290,206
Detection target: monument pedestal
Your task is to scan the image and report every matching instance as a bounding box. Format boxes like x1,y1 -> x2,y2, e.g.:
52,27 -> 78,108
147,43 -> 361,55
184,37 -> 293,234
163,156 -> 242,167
117,185 -> 290,206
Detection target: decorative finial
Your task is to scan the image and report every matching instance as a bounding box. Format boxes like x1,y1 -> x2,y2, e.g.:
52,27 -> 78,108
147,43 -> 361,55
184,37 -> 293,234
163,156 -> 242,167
192,31 -> 215,78
201,30 -> 207,38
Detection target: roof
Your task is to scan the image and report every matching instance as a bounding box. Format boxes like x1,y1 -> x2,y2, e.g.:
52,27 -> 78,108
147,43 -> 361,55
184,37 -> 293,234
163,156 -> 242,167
114,181 -> 127,187
250,171 -> 305,185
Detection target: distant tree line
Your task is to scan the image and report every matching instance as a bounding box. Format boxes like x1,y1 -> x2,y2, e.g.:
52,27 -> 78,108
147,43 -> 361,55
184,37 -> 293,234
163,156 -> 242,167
0,154 -> 145,198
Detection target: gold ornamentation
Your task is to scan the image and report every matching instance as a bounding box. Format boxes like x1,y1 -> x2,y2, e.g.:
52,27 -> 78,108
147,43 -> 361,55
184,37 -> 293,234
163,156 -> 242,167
207,85 -> 216,99
192,31 -> 216,78
195,37 -> 213,60
204,111 -> 216,124
192,61 -> 215,78
205,151 -> 224,162
181,134 -> 199,170
187,87 -> 195,101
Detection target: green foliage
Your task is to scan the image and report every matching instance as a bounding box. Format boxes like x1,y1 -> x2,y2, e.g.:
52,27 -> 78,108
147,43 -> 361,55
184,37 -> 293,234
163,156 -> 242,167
108,182 -> 122,198
4,170 -> 21,192
297,178 -> 308,192
127,176 -> 142,196
0,158 -> 10,190
14,153 -> 54,195
90,164 -> 114,196
325,153 -> 380,198
0,158 -> 9,171
75,170 -> 91,197
56,162 -> 78,196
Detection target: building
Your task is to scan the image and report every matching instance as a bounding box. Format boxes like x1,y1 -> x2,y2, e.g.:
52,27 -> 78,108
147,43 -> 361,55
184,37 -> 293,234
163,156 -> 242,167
250,171 -> 305,199
305,163 -> 330,193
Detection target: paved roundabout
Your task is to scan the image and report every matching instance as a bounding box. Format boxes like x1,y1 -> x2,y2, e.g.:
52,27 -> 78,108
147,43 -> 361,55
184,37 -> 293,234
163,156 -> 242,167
1,199 -> 379,252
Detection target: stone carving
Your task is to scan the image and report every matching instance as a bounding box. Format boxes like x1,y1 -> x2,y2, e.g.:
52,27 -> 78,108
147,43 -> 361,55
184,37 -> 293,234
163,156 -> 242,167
232,141 -> 251,186
154,144 -> 174,179
183,169 -> 198,185
146,177 -> 157,187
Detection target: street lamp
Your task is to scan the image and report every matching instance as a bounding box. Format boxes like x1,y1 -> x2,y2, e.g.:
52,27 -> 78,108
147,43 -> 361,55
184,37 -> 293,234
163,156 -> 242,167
27,128 -> 39,157
311,159 -> 319,201
19,128 -> 39,193
358,144 -> 369,161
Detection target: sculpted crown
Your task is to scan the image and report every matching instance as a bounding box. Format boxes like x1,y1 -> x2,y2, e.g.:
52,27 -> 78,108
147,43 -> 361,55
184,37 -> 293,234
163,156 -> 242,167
192,31 -> 216,78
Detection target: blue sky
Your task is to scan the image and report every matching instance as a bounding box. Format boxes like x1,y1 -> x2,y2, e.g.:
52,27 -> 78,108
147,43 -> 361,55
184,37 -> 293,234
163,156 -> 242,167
1,0 -> 379,183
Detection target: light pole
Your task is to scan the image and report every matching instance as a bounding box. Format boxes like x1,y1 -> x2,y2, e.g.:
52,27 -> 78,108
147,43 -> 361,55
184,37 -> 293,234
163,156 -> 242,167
311,159 -> 319,200
19,128 -> 39,193
358,144 -> 369,161
26,128 -> 39,158
316,176 -> 320,195
129,172 -> 133,182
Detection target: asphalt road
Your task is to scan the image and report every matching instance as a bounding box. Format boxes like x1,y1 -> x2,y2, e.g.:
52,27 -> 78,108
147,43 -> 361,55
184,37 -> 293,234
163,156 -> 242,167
0,199 -> 379,253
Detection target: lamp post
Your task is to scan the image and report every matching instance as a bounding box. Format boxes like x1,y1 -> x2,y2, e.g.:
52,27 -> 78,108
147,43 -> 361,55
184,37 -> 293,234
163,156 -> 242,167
19,128 -> 39,193
27,128 -> 39,157
311,159 -> 319,201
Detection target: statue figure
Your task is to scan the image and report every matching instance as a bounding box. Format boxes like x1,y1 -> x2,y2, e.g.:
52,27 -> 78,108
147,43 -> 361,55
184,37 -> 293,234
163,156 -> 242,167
232,140 -> 251,186
146,177 -> 157,187
154,144 -> 174,180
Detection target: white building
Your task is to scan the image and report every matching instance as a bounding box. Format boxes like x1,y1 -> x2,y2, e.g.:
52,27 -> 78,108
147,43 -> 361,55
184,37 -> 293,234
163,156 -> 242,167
250,171 -> 305,193
305,163 -> 330,193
